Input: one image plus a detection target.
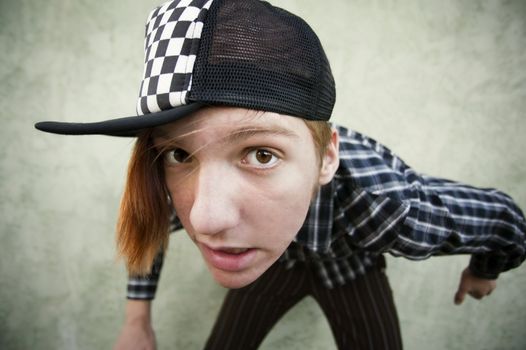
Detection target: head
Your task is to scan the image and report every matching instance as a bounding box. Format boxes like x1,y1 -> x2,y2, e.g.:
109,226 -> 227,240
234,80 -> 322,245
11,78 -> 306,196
35,0 -> 338,287
117,106 -> 339,288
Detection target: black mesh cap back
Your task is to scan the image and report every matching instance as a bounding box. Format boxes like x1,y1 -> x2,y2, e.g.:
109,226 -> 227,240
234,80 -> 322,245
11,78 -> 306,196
189,0 -> 336,120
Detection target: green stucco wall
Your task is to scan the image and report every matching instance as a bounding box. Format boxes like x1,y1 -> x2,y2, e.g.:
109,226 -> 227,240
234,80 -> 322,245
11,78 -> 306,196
1,0 -> 525,349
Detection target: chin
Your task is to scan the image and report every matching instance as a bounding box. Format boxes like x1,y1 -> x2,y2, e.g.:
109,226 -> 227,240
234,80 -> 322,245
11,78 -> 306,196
209,267 -> 264,289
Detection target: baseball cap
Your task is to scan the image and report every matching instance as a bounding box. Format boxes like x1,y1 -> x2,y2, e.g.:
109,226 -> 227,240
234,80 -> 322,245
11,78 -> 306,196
35,0 -> 335,137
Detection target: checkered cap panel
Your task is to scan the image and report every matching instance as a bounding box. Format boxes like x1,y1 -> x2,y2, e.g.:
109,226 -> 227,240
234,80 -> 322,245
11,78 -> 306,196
136,0 -> 213,116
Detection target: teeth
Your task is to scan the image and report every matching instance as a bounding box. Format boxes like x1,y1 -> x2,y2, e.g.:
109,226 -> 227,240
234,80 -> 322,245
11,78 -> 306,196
221,248 -> 249,254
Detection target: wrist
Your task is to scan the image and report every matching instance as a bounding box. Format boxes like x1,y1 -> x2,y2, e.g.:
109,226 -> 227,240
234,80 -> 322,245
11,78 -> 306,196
124,299 -> 152,324
468,259 -> 499,280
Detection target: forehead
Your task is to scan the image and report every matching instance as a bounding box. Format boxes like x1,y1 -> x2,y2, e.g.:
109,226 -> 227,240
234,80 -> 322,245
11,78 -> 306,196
153,106 -> 309,141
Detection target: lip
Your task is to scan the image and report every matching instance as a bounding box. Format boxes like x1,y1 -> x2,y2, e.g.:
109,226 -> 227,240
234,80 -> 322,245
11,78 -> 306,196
199,243 -> 257,272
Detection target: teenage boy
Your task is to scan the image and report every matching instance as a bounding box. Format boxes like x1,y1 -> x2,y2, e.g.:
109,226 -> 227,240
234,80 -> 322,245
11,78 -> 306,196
35,0 -> 525,349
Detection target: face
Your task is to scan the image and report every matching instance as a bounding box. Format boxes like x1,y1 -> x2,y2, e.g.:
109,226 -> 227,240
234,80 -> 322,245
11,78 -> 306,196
152,107 -> 338,288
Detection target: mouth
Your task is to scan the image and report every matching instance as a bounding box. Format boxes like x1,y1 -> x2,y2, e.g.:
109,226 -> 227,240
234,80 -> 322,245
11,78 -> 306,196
219,247 -> 250,254
199,243 -> 257,272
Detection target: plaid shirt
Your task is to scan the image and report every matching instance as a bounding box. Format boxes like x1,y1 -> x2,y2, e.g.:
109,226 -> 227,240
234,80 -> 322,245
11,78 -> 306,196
127,125 -> 526,299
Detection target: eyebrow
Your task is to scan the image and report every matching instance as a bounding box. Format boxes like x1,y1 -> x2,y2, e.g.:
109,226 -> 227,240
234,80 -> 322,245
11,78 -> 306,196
223,126 -> 299,144
154,125 -> 300,145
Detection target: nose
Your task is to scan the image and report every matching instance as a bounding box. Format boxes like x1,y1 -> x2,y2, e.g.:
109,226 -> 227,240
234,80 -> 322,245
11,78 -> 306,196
188,162 -> 241,236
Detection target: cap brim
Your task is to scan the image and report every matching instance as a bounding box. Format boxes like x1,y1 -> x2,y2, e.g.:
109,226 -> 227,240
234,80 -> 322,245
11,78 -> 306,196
34,102 -> 206,137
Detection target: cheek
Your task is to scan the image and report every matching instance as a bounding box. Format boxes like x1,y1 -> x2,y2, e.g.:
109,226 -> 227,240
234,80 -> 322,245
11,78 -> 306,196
243,166 -> 319,245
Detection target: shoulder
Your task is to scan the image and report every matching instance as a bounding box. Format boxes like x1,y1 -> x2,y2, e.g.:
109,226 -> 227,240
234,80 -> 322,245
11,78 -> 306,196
333,124 -> 398,162
332,123 -> 407,174
330,123 -> 415,198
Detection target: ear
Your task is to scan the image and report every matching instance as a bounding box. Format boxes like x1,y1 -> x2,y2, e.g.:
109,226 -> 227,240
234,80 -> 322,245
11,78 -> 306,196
318,128 -> 339,185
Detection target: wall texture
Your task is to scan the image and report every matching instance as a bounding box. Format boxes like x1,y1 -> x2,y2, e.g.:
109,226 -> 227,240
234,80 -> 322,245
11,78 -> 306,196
1,0 -> 525,349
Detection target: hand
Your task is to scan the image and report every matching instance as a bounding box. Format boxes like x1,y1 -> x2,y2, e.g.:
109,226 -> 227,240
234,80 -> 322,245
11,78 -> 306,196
113,318 -> 156,350
454,267 -> 497,305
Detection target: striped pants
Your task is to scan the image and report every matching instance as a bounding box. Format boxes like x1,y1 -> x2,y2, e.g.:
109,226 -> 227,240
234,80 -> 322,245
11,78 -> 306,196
204,260 -> 403,350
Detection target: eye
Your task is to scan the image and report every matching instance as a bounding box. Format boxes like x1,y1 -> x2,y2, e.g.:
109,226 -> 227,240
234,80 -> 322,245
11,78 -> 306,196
164,148 -> 191,165
244,149 -> 280,168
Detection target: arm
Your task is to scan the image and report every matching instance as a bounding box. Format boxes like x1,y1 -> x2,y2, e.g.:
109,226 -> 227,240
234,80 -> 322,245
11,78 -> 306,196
336,127 -> 526,281
114,251 -> 164,350
386,175 -> 525,278
114,300 -> 156,350
114,211 -> 181,349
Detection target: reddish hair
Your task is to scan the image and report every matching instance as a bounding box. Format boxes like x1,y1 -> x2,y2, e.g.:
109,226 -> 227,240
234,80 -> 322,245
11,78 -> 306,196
116,130 -> 171,275
304,120 -> 333,166
116,119 -> 332,275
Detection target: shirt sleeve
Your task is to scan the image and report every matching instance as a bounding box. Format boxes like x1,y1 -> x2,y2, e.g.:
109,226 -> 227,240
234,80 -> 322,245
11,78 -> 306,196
126,207 -> 183,300
336,126 -> 526,279
127,250 -> 165,300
